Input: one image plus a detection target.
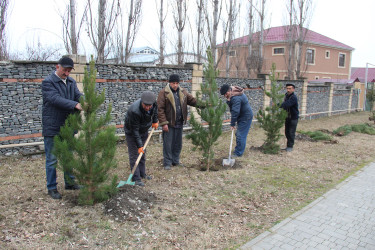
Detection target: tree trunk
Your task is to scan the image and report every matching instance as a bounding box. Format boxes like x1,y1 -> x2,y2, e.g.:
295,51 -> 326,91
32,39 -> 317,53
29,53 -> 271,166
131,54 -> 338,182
0,0 -> 9,60
97,0 -> 106,63
247,0 -> 254,78
70,0 -> 78,54
158,0 -> 165,65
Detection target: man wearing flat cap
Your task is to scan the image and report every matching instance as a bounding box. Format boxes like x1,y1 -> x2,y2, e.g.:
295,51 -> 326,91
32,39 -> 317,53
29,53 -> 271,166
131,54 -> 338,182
42,56 -> 83,199
220,84 -> 253,158
124,91 -> 159,186
281,83 -> 299,152
157,74 -> 198,170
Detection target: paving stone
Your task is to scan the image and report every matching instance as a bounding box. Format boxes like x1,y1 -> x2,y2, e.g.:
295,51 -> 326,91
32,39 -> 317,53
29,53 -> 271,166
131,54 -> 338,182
242,162 -> 375,249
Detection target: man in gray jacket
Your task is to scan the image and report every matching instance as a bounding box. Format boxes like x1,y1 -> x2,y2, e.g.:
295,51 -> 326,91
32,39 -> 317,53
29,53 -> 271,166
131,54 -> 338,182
42,56 -> 82,199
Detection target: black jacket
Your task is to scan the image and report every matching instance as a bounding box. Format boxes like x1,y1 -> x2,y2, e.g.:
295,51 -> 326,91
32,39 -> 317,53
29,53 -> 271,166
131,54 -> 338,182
281,92 -> 299,120
124,99 -> 158,148
42,73 -> 82,137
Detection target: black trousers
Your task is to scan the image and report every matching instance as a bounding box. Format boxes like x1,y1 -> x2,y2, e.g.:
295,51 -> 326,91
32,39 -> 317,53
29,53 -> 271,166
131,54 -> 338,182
125,132 -> 148,181
285,119 -> 298,148
162,126 -> 183,167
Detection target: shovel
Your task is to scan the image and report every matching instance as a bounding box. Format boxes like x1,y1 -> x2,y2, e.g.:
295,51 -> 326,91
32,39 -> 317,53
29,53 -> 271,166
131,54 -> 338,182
117,127 -> 155,188
222,129 -> 235,167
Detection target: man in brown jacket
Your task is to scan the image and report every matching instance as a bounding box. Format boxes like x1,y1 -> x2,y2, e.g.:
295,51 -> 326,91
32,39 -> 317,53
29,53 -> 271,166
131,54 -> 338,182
157,74 -> 198,170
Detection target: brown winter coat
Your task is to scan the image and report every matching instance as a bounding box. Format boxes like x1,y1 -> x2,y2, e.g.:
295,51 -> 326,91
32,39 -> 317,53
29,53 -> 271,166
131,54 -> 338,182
157,83 -> 197,127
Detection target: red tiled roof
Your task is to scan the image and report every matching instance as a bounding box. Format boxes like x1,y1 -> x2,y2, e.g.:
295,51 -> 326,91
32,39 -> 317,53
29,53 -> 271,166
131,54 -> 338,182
222,25 -> 354,51
351,67 -> 375,82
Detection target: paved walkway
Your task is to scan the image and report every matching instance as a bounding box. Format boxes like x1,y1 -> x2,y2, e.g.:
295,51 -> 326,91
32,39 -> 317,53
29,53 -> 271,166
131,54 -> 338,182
241,162 -> 375,250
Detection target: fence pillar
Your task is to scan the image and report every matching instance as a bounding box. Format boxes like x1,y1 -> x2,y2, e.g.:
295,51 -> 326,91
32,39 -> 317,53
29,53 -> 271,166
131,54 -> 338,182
263,75 -> 271,112
348,86 -> 353,113
67,54 -> 87,92
190,63 -> 203,122
300,79 -> 308,120
328,82 -> 334,116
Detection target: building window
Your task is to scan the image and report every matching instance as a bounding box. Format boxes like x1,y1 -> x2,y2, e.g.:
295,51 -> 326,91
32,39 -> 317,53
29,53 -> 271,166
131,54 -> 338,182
325,50 -> 330,59
272,47 -> 285,55
229,50 -> 236,57
339,53 -> 346,67
138,48 -> 157,54
306,48 -> 315,64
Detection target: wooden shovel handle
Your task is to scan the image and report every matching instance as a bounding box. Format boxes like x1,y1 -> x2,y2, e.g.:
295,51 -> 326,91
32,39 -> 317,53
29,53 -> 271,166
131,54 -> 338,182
130,127 -> 155,175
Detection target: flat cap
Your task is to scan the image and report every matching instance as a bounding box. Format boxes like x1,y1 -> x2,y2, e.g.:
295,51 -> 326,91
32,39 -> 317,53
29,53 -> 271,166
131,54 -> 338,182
220,84 -> 230,95
286,83 -> 296,88
58,57 -> 74,68
169,74 -> 180,83
141,91 -> 156,105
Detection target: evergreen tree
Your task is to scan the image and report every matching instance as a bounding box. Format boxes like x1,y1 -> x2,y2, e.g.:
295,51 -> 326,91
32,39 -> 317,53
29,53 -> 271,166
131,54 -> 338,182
53,57 -> 118,205
186,48 -> 227,171
256,63 -> 288,154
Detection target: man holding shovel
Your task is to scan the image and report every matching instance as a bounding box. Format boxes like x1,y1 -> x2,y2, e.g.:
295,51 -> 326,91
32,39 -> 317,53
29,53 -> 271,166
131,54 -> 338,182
124,91 -> 158,186
220,84 -> 253,158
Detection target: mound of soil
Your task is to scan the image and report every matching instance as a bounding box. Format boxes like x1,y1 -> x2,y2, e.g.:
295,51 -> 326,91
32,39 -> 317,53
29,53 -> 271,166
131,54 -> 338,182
104,185 -> 157,222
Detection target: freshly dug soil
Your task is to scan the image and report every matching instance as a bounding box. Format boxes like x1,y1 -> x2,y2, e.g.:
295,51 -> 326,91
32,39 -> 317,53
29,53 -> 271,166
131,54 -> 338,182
104,186 -> 157,222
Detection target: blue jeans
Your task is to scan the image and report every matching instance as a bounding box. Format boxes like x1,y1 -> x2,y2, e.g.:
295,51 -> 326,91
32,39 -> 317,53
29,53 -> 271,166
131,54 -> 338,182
44,136 -> 75,190
234,118 -> 253,156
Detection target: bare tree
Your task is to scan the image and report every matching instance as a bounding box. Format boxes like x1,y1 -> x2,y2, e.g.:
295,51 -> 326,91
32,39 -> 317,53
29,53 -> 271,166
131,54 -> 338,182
285,0 -> 296,79
0,0 -> 9,60
196,0 -> 204,64
124,0 -> 142,64
172,0 -> 187,66
58,0 -> 87,54
156,0 -> 167,65
25,39 -> 62,61
246,0 -> 255,77
224,0 -> 238,77
204,0 -> 222,68
85,0 -> 120,63
257,0 -> 266,74
294,0 -> 313,79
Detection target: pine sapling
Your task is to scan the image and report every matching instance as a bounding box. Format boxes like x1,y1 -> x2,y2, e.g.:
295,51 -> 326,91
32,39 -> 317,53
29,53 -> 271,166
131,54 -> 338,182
256,63 -> 288,154
186,48 -> 227,171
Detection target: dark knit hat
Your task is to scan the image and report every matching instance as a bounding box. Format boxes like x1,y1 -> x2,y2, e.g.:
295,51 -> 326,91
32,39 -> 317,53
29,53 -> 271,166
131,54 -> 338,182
286,83 -> 295,88
220,84 -> 230,95
141,91 -> 156,105
169,74 -> 180,83
58,56 -> 74,68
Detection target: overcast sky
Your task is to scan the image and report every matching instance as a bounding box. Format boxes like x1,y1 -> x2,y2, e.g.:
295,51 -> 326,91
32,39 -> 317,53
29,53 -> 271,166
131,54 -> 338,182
6,0 -> 375,68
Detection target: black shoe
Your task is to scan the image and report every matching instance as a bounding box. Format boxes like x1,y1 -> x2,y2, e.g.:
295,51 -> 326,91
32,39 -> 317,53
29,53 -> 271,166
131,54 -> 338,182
164,166 -> 171,170
48,189 -> 62,199
135,180 -> 145,187
65,184 -> 81,190
142,175 -> 152,180
286,147 -> 293,152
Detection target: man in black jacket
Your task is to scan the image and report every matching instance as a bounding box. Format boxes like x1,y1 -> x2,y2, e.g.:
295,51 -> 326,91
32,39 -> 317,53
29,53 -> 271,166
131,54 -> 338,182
42,56 -> 82,199
124,91 -> 158,186
281,83 -> 299,152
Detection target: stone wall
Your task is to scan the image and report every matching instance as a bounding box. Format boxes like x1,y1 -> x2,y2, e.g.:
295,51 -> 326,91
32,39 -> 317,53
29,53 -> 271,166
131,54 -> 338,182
332,89 -> 351,113
0,59 -> 361,155
306,85 -> 330,119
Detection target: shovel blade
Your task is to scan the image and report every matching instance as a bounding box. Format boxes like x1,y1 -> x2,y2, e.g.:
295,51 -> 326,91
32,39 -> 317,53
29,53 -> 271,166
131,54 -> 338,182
117,174 -> 135,188
222,158 -> 235,167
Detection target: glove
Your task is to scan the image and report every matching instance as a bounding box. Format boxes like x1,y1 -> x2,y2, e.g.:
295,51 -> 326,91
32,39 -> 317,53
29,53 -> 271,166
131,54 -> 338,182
138,147 -> 145,154
152,123 -> 159,129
